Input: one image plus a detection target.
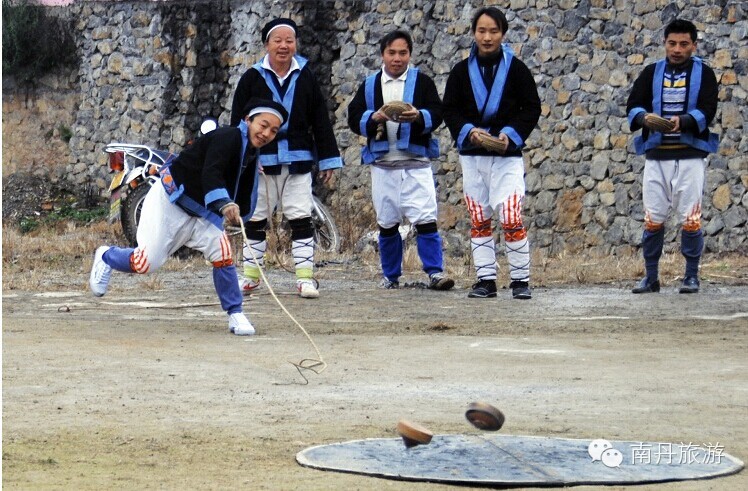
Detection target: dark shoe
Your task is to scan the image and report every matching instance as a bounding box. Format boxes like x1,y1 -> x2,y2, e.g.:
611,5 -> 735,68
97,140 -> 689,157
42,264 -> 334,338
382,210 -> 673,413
379,278 -> 399,289
679,276 -> 700,294
468,279 -> 497,298
428,272 -> 454,291
632,277 -> 660,294
510,281 -> 532,299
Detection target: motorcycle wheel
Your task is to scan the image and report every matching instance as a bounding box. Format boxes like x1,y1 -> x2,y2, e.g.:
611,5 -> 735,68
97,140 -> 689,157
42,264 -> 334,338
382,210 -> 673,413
311,196 -> 340,253
120,182 -> 152,246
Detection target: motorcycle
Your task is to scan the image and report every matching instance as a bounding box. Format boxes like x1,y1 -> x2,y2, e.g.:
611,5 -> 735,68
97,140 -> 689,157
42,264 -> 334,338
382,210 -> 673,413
104,135 -> 340,252
105,143 -> 174,246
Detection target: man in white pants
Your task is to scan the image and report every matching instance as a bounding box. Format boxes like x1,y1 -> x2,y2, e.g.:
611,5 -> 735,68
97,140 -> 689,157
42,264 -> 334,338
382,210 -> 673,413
443,7 -> 541,299
347,29 -> 454,290
230,18 -> 343,299
89,99 -> 288,335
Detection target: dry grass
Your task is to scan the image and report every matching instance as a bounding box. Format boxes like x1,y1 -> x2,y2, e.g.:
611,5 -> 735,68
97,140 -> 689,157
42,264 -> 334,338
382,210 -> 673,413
381,241 -> 746,288
3,221 -> 747,292
355,235 -> 748,287
3,221 -> 110,291
526,249 -> 748,287
3,221 -> 199,292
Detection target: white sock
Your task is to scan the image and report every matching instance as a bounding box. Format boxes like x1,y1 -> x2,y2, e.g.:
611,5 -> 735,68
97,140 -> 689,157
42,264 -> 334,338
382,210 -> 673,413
242,239 -> 266,279
506,237 -> 530,282
293,237 -> 315,281
471,237 -> 497,281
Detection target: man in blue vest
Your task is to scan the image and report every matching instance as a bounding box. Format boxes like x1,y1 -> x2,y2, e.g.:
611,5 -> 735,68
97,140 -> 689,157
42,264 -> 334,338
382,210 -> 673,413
230,18 -> 343,299
627,19 -> 719,294
442,7 -> 540,300
347,30 -> 454,291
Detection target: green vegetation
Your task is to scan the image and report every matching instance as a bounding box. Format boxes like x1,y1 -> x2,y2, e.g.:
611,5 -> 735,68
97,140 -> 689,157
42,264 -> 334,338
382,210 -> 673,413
18,216 -> 40,234
58,124 -> 73,142
2,0 -> 78,85
18,205 -> 108,234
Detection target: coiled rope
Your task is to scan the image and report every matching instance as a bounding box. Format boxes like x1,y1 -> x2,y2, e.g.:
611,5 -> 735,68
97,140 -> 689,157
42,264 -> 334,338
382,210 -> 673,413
239,219 -> 327,384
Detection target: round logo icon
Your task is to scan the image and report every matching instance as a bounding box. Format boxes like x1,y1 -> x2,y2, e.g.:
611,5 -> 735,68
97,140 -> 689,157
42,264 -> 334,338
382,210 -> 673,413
588,439 -> 612,462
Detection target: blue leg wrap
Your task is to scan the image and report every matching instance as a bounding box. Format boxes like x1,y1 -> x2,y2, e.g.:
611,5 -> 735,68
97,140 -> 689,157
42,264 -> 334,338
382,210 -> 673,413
681,229 -> 703,277
103,247 -> 135,272
642,228 -> 664,282
416,231 -> 444,276
378,231 -> 403,282
213,265 -> 242,314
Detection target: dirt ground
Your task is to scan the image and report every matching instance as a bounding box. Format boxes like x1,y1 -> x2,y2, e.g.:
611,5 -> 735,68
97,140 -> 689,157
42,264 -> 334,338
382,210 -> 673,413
2,262 -> 747,490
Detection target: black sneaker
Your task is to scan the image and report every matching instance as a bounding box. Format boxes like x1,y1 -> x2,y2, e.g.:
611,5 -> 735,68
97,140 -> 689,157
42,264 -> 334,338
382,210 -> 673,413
510,281 -> 532,299
632,277 -> 660,294
379,278 -> 399,289
428,272 -> 454,291
468,279 -> 497,298
679,276 -> 700,294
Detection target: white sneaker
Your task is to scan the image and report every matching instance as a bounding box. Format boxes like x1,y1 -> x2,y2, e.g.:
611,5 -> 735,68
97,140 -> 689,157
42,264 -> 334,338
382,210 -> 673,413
89,246 -> 113,297
228,312 -> 255,336
297,279 -> 319,299
238,277 -> 261,295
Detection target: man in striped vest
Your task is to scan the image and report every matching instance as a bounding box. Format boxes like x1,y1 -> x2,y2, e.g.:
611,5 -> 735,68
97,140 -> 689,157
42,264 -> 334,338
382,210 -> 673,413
627,19 -> 719,294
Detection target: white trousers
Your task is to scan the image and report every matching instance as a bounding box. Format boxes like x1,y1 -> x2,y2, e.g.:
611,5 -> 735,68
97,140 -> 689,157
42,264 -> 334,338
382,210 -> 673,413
250,167 -> 313,222
371,165 -> 438,228
643,157 -> 706,228
459,155 -> 530,283
459,155 -> 526,224
135,182 -> 230,272
243,167 -> 315,282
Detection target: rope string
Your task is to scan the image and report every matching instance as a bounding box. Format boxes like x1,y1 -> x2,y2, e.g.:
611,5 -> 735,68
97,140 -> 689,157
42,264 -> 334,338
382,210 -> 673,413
239,219 -> 327,382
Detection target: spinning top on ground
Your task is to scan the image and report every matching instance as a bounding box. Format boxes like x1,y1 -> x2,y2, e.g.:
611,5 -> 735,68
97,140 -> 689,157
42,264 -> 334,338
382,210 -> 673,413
465,402 -> 505,431
396,419 -> 433,448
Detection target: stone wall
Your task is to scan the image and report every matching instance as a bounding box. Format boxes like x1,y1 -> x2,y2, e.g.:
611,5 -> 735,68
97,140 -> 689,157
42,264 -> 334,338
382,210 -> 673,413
1,69 -> 78,179
5,0 -> 746,253
1,4 -> 79,180
65,0 -> 232,191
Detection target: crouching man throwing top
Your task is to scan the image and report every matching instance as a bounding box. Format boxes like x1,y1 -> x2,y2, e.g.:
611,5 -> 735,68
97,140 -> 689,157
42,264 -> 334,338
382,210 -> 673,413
89,98 -> 288,336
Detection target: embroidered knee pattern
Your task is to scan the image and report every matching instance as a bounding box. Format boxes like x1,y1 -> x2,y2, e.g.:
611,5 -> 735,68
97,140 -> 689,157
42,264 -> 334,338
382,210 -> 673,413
466,196 -> 490,236
130,247 -> 150,274
683,203 -> 702,232
470,218 -> 493,238
498,194 -> 530,281
500,194 -> 526,240
502,223 -> 527,242
211,231 -> 233,268
644,211 -> 664,232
